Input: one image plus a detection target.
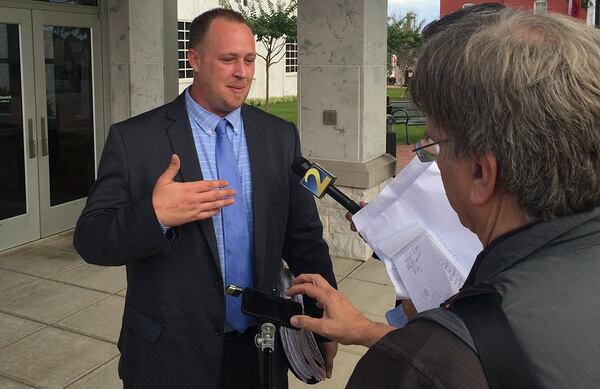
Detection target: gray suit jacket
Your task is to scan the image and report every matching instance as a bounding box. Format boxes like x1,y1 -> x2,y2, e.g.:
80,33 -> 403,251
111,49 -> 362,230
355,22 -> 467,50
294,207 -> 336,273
74,93 -> 335,388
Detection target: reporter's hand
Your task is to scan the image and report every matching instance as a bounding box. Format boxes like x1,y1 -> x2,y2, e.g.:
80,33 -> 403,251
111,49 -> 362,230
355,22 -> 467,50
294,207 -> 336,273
346,201 -> 368,232
286,274 -> 394,347
152,154 -> 236,227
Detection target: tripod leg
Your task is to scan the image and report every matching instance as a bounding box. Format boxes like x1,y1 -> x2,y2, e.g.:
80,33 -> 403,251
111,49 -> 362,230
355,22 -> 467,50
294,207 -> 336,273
264,348 -> 273,389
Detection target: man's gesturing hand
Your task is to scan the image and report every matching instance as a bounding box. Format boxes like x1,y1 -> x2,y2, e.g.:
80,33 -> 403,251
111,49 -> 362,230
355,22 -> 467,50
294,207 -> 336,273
286,274 -> 394,348
152,154 -> 236,227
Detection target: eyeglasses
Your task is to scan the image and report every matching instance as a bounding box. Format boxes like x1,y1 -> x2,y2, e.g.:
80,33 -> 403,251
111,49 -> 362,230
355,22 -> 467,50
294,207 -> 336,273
413,138 -> 447,162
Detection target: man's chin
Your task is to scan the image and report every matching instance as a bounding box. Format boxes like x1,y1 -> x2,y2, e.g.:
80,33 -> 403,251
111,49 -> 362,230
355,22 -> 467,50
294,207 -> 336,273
225,95 -> 248,109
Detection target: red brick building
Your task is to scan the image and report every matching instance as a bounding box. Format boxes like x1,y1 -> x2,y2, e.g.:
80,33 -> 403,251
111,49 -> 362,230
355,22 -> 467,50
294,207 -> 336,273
440,0 -> 588,21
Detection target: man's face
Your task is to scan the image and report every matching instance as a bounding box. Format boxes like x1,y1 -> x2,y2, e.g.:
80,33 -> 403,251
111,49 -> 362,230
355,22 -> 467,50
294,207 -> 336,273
188,18 -> 256,116
428,125 -> 474,231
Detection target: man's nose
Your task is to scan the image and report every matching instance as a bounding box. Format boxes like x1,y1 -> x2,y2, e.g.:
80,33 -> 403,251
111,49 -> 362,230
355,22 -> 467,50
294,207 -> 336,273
233,59 -> 248,78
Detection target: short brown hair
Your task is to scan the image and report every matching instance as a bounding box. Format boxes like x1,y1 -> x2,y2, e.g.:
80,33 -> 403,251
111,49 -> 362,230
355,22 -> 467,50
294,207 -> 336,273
189,8 -> 249,50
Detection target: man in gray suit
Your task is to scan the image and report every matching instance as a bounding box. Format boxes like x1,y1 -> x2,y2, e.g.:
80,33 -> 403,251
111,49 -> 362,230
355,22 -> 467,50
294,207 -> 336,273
74,8 -> 336,389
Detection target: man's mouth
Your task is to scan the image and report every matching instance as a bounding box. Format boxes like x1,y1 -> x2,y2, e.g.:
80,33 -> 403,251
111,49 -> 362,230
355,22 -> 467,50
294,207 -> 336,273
228,85 -> 247,92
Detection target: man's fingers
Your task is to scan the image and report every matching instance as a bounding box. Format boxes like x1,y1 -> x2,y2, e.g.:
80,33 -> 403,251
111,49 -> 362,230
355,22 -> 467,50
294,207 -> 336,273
345,211 -> 353,222
292,273 -> 321,285
194,198 -> 235,215
323,342 -> 337,379
346,202 -> 367,233
188,179 -> 230,193
326,356 -> 334,379
292,274 -> 335,291
346,211 -> 357,232
157,154 -> 180,184
286,283 -> 329,302
290,314 -> 325,334
195,209 -> 221,220
187,188 -> 236,204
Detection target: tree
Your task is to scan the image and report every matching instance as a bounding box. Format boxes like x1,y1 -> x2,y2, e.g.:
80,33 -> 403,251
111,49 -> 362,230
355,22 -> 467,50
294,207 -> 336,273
219,0 -> 297,111
387,12 -> 424,84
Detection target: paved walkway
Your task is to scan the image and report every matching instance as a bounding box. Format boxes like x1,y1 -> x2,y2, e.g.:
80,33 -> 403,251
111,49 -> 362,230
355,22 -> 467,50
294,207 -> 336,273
0,149 -> 415,389
395,144 -> 415,172
0,232 -> 396,389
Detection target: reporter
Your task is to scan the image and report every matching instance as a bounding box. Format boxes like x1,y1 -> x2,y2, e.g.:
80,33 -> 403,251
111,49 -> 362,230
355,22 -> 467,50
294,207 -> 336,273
290,5 -> 600,389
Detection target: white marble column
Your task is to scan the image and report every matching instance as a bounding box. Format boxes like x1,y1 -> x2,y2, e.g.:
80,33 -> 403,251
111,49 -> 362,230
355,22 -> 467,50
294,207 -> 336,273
298,0 -> 395,260
107,0 -> 178,123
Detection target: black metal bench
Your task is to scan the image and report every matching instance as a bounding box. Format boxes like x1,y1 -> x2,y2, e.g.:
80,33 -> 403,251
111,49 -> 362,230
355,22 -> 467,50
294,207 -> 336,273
388,101 -> 426,144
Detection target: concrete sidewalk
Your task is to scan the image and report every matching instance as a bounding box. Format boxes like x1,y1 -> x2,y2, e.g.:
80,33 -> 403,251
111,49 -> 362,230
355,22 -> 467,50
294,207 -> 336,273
0,231 -> 395,389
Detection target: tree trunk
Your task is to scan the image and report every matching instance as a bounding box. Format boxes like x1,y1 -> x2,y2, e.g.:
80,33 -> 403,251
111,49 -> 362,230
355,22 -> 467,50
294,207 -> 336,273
265,57 -> 270,112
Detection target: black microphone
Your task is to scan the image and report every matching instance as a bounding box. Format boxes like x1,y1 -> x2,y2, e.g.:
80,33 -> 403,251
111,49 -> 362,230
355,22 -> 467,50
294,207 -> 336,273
292,157 -> 362,214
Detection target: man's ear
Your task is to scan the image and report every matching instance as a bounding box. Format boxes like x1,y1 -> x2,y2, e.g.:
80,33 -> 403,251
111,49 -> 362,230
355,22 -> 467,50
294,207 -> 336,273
469,153 -> 498,206
187,47 -> 200,72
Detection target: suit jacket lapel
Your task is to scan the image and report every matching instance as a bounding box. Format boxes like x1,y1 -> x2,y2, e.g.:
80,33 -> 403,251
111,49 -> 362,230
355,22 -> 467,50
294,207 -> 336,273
165,94 -> 221,273
242,105 -> 268,287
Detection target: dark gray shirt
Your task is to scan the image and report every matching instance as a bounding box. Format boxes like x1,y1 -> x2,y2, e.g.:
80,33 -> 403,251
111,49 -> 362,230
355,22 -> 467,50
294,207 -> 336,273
347,320 -> 488,389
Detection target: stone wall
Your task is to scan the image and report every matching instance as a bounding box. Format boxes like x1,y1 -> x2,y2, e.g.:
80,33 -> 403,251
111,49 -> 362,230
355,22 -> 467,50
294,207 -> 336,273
317,179 -> 392,260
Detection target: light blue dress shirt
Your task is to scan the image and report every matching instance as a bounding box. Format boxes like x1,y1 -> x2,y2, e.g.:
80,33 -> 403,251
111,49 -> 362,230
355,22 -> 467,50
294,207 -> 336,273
184,89 -> 254,279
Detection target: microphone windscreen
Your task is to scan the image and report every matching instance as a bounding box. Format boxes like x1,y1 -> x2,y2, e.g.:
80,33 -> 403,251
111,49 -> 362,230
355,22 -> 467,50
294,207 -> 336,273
291,157 -> 312,176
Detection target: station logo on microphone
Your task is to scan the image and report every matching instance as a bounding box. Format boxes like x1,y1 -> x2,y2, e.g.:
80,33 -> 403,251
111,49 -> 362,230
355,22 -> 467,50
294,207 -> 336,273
300,163 -> 336,198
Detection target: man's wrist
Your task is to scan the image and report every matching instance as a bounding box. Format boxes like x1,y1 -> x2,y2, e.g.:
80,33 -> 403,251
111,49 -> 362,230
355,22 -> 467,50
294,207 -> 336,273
360,320 -> 395,348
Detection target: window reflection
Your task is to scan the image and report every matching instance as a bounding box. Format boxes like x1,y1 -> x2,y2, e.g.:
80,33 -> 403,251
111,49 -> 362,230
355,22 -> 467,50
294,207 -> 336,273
0,24 -> 26,220
45,26 -> 95,206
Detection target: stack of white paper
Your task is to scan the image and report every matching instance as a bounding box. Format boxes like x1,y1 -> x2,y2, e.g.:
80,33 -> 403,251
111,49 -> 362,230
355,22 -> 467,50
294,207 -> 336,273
352,157 -> 482,312
278,269 -> 326,383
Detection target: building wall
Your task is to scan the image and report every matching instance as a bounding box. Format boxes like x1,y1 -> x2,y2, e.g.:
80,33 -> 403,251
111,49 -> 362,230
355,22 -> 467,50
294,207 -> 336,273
440,0 -> 586,20
177,0 -> 298,99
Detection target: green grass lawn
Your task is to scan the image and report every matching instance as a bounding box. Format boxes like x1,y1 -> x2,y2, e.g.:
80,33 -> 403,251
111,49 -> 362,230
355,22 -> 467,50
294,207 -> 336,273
387,87 -> 410,101
395,124 -> 426,145
260,101 -> 297,124
262,98 -> 425,145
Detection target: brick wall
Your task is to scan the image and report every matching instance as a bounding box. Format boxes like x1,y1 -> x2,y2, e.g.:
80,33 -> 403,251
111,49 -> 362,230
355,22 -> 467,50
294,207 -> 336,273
440,0 -> 586,20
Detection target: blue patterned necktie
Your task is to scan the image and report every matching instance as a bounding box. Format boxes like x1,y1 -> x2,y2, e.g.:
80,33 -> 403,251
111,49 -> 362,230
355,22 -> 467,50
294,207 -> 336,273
215,118 -> 253,333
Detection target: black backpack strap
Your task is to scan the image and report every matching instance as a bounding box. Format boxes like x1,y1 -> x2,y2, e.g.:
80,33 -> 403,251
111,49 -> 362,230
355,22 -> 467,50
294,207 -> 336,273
449,286 -> 538,389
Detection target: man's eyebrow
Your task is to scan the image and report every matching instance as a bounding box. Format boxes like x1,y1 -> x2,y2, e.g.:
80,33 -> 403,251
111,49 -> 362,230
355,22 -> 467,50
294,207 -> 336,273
219,52 -> 256,58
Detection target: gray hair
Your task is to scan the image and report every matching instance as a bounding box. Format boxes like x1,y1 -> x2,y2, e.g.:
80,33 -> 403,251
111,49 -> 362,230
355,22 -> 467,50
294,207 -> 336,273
411,8 -> 600,220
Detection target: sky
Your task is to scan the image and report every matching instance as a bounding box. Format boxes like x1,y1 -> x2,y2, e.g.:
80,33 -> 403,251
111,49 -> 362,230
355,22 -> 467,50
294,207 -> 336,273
388,0 -> 440,25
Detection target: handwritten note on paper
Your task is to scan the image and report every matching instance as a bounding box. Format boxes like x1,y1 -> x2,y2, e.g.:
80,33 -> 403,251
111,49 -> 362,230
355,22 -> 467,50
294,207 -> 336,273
431,232 -> 468,292
353,158 -> 481,300
382,225 -> 463,312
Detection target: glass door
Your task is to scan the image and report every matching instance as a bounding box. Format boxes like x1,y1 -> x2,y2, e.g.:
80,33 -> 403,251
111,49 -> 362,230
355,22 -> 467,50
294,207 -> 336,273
0,7 -> 103,250
32,11 -> 102,237
0,8 -> 40,251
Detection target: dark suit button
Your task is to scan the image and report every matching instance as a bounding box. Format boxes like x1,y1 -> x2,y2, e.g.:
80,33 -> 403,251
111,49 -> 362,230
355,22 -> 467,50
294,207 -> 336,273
214,328 -> 223,336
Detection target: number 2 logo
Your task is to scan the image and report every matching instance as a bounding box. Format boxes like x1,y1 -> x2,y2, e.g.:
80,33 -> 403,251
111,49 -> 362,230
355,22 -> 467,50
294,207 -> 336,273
303,167 -> 332,197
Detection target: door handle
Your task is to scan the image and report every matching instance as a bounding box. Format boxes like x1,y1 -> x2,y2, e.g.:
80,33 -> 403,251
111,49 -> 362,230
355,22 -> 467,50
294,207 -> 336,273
41,117 -> 48,156
27,118 -> 36,159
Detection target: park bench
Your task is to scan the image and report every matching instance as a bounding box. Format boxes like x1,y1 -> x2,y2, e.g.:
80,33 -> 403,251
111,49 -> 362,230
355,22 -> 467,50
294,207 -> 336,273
388,100 -> 426,144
